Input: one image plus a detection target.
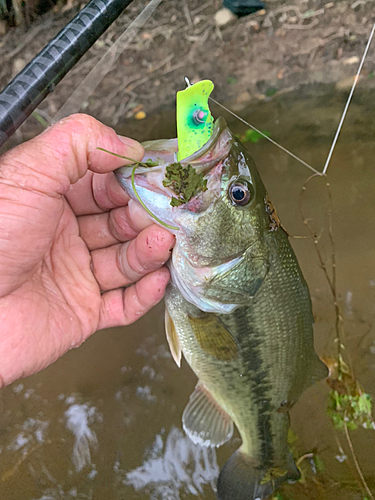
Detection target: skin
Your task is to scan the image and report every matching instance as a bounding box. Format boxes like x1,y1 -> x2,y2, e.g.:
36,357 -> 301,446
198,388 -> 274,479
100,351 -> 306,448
0,114 -> 175,388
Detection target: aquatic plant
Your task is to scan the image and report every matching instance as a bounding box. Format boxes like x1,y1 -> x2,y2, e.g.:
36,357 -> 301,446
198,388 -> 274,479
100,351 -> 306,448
299,176 -> 375,500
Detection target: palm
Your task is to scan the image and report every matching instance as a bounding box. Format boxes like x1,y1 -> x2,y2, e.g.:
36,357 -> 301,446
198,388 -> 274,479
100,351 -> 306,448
0,114 -> 174,387
1,195 -> 101,381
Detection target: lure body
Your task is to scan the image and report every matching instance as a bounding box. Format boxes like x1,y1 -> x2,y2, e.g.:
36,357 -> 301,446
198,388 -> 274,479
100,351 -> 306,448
176,79 -> 214,161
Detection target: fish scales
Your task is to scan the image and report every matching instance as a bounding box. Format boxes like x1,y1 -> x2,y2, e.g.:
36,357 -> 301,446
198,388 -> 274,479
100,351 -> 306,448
115,117 -> 328,500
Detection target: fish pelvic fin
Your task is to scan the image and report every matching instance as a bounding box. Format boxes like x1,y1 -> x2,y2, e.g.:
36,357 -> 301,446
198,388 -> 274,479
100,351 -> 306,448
217,450 -> 300,500
165,307 -> 181,367
183,382 -> 233,447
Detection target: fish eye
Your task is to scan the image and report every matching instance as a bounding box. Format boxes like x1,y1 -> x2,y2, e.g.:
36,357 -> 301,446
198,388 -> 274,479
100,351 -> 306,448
229,181 -> 252,206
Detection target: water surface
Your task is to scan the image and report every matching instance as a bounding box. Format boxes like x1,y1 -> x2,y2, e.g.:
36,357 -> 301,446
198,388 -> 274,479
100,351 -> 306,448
1,89 -> 375,499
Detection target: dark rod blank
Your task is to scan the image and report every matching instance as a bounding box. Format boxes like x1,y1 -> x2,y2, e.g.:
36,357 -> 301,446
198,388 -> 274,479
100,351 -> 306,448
0,0 -> 134,148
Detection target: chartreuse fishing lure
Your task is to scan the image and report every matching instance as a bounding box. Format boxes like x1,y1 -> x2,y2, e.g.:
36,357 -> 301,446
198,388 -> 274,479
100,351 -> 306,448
176,79 -> 214,161
100,79 -> 215,229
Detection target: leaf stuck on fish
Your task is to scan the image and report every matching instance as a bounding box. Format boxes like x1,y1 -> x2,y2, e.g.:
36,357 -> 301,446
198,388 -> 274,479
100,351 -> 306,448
163,162 -> 208,207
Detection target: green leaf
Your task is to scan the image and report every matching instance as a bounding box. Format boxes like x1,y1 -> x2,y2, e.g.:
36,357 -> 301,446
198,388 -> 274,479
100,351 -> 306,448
313,455 -> 325,473
163,162 -> 208,207
265,87 -> 278,97
327,388 -> 374,431
227,76 -> 238,85
239,128 -> 271,143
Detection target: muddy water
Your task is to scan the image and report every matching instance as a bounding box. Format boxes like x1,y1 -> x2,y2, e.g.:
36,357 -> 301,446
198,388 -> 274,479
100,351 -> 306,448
1,90 -> 375,500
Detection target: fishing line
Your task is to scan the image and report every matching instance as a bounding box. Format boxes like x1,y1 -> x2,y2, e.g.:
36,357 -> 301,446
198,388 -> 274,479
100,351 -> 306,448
322,22 -> 375,175
208,96 -> 321,175
53,0 -> 163,122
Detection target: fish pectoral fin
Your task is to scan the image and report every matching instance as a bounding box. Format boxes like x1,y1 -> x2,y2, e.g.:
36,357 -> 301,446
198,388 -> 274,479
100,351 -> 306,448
188,313 -> 239,361
165,308 -> 181,367
182,382 -> 234,447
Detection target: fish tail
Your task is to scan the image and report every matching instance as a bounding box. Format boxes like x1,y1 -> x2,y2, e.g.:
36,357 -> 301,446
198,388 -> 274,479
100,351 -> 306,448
217,450 -> 300,500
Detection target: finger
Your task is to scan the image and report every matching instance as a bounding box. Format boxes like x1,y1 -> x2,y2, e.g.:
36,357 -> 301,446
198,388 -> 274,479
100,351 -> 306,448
66,169 -> 132,216
0,113 -> 144,197
78,201 -> 154,250
97,266 -> 170,329
91,225 -> 175,291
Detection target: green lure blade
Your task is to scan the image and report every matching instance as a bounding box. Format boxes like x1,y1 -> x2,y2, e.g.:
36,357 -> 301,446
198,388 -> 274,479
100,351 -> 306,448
176,79 -> 214,161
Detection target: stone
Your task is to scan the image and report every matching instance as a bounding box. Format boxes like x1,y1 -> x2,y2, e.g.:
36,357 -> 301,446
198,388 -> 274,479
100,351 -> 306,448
214,8 -> 237,28
236,91 -> 251,104
343,56 -> 360,66
12,58 -> 26,77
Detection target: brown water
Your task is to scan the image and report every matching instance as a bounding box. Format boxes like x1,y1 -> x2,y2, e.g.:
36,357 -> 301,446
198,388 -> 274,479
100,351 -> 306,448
1,89 -> 375,500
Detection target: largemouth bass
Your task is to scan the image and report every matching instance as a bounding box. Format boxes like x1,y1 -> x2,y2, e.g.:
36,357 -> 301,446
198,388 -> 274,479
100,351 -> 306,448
115,117 -> 328,500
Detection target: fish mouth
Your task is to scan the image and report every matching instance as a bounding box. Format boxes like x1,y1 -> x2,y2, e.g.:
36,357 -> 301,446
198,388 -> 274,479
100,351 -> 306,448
115,117 -> 232,229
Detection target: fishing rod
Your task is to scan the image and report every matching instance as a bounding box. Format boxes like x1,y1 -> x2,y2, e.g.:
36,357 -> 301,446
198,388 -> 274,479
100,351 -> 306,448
0,0 -> 135,148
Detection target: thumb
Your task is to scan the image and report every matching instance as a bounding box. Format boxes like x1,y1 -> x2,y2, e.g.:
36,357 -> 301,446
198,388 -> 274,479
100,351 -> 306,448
0,113 -> 144,196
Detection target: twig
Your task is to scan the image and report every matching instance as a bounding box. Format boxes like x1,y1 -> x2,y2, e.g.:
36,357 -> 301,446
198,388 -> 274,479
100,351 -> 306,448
4,19 -> 53,62
351,0 -> 368,8
191,0 -> 214,16
183,0 -> 193,29
299,174 -> 347,375
1,443 -> 42,482
264,4 -> 303,27
296,452 -> 314,466
53,0 -> 163,122
344,423 -> 374,500
126,54 -> 175,92
283,19 -> 319,30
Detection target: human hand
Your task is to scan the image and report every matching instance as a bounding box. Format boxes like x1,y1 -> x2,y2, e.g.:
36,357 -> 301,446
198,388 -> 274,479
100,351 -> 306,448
0,114 -> 175,387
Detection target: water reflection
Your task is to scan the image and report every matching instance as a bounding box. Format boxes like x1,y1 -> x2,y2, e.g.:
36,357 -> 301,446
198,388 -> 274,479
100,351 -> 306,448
124,427 -> 218,499
65,403 -> 99,473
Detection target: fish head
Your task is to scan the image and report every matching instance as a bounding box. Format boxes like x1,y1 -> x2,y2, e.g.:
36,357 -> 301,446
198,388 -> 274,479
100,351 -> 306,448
116,117 -> 274,312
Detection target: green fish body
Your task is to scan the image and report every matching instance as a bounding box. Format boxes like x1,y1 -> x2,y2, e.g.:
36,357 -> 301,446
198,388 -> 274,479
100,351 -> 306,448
116,117 -> 328,499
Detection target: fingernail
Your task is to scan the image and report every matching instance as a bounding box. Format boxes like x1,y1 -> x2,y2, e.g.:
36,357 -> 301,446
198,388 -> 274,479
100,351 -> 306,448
117,135 -> 144,159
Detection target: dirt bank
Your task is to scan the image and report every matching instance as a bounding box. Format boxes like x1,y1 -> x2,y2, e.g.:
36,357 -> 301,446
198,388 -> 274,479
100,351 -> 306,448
0,0 -> 374,145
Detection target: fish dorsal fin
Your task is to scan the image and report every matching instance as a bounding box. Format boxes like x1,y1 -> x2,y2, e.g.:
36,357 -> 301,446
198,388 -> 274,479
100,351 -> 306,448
182,382 -> 233,447
188,313 -> 239,361
165,308 -> 181,368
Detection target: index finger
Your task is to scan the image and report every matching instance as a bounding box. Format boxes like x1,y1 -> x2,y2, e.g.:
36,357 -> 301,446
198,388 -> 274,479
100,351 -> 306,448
0,113 -> 144,197
65,170 -> 131,216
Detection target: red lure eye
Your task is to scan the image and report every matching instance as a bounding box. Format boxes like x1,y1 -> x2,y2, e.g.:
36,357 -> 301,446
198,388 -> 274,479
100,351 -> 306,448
192,109 -> 207,124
